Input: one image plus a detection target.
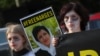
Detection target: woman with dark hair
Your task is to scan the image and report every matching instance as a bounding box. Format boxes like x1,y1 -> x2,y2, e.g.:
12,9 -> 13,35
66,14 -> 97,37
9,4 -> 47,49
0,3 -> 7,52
59,1 -> 89,34
52,1 -> 89,46
32,26 -> 56,56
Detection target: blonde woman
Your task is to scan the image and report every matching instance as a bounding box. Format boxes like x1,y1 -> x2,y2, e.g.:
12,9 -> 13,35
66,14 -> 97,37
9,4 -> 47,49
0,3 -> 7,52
6,24 -> 35,56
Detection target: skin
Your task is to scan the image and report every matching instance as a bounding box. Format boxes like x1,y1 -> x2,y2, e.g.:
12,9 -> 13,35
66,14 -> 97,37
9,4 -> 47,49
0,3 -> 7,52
37,29 -> 50,47
52,11 -> 82,46
64,10 -> 81,33
7,33 -> 25,51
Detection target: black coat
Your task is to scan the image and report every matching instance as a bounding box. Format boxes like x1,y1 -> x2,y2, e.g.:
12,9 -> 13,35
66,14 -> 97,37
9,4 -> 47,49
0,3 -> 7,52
35,49 -> 51,56
13,48 -> 29,56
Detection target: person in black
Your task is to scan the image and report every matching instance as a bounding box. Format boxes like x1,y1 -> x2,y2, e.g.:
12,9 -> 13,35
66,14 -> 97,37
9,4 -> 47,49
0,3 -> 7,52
52,1 -> 89,46
32,26 -> 56,56
6,24 -> 35,56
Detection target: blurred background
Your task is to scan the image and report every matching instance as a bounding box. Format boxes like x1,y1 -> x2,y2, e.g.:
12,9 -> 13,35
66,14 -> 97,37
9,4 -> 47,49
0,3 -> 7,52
0,0 -> 100,27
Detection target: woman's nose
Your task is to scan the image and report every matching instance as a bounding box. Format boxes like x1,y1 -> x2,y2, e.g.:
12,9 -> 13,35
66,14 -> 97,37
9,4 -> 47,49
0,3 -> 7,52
11,39 -> 15,43
68,17 -> 73,23
42,36 -> 46,40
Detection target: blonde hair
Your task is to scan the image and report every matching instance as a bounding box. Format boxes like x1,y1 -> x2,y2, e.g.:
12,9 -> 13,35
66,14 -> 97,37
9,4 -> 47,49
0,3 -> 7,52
6,24 -> 30,50
6,24 -> 26,39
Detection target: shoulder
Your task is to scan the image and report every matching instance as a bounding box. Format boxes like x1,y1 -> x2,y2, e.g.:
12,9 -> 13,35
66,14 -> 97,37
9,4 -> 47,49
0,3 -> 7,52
36,49 -> 48,53
35,49 -> 51,56
24,51 -> 35,56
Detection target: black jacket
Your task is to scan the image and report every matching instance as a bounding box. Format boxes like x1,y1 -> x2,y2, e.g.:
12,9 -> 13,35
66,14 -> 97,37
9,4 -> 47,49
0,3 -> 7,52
13,48 -> 29,56
35,49 -> 51,56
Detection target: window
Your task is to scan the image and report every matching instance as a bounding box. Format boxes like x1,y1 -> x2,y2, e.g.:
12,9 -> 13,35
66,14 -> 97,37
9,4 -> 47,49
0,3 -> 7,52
0,28 -> 11,56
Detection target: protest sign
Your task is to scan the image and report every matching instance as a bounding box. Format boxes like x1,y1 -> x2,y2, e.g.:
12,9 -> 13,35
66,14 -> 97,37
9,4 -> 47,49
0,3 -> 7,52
56,29 -> 100,56
20,7 -> 62,56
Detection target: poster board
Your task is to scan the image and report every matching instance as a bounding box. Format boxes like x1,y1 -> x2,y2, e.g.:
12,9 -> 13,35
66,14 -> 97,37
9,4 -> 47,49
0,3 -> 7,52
20,7 -> 62,56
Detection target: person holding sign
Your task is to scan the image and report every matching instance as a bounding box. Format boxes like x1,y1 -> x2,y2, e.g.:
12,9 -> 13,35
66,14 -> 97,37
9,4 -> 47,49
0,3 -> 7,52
6,24 -> 35,56
32,26 -> 56,56
52,1 -> 89,46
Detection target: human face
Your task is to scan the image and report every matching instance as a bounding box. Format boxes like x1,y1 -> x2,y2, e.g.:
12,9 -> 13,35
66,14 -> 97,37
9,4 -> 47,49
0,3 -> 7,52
37,29 -> 50,47
64,10 -> 81,32
7,33 -> 25,51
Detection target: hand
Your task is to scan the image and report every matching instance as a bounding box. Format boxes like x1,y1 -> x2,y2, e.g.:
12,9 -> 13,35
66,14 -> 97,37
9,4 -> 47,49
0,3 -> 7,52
52,37 -> 59,47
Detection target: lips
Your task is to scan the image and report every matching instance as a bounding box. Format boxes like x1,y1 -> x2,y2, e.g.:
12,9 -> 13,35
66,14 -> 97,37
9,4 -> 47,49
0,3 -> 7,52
44,39 -> 48,43
12,44 -> 16,47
